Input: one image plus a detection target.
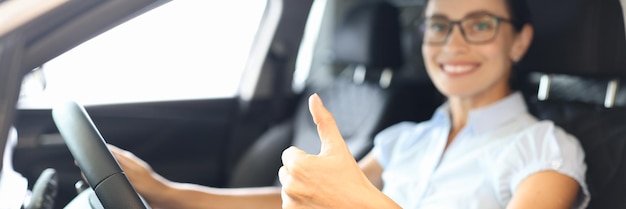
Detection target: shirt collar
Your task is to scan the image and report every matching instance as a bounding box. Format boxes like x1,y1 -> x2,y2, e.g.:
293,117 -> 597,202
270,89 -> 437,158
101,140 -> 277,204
431,91 -> 528,135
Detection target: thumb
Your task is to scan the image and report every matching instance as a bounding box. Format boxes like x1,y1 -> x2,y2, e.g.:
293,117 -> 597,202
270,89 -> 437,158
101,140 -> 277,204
308,93 -> 351,156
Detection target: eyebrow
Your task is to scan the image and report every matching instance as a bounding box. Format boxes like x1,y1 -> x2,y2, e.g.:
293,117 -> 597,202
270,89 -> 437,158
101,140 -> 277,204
427,10 -> 506,20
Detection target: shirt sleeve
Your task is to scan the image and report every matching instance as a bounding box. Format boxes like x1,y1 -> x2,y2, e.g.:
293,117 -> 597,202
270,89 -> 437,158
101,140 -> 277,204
502,121 -> 590,208
372,121 -> 418,168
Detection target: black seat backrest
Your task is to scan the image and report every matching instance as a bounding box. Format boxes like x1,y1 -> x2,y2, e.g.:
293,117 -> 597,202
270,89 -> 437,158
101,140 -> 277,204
227,1 -> 406,188
518,0 -> 626,208
292,1 -> 402,159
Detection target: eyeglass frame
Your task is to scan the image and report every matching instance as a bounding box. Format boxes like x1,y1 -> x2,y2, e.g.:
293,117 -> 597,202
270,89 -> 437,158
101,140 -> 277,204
417,12 -> 515,45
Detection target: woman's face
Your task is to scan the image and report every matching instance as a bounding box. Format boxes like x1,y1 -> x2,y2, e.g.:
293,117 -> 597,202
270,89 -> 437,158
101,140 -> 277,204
422,0 -> 531,99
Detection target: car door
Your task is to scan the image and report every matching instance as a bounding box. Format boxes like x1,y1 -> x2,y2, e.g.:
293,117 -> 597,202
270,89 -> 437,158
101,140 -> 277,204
1,0 -> 314,208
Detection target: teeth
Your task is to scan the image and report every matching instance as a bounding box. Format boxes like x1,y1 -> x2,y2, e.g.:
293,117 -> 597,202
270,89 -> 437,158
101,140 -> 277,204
442,65 -> 474,73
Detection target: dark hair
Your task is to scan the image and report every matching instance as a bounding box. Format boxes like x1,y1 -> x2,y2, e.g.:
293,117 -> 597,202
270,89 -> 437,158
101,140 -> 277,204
506,0 -> 532,32
502,0 -> 532,91
422,0 -> 533,32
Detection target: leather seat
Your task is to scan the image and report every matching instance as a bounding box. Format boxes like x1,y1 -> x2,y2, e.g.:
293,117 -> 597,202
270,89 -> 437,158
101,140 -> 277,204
518,0 -> 626,208
226,1 -> 434,188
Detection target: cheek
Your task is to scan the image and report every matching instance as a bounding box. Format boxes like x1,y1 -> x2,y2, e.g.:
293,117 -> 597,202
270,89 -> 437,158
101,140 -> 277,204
492,32 -> 517,64
480,43 -> 511,69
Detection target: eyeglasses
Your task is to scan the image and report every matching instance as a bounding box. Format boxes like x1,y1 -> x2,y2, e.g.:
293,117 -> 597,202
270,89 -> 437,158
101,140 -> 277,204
418,13 -> 513,45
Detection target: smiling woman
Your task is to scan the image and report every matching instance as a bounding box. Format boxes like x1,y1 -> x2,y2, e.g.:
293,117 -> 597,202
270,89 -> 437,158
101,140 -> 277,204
18,0 -> 267,107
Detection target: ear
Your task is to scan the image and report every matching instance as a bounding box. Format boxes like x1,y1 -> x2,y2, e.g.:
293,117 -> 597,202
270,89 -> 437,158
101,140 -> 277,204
510,24 -> 534,62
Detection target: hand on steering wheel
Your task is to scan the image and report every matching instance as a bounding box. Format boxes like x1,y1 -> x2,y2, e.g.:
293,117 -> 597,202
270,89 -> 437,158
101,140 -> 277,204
52,100 -> 150,209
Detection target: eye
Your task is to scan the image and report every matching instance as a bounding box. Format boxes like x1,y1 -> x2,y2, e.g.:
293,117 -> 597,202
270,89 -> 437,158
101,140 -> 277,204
428,22 -> 448,32
473,21 -> 493,31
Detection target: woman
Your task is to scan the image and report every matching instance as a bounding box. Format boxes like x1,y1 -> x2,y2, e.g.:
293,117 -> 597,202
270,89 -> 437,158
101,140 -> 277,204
111,0 -> 589,208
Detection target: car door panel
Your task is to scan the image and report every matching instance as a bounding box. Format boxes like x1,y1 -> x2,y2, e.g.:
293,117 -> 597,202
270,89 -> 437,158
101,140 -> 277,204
13,97 -> 239,208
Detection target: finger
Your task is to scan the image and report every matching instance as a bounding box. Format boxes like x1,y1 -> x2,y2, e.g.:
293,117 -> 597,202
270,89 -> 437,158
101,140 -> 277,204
278,166 -> 290,186
281,185 -> 293,209
106,143 -> 119,150
281,146 -> 308,169
278,166 -> 297,209
107,145 -> 141,165
80,171 -> 90,187
107,144 -> 126,160
111,151 -> 130,168
308,93 -> 350,156
107,145 -> 142,171
108,145 -> 129,164
107,144 -> 130,157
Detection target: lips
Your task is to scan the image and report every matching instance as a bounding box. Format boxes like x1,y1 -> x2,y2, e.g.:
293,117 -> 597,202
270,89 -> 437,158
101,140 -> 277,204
439,63 -> 480,77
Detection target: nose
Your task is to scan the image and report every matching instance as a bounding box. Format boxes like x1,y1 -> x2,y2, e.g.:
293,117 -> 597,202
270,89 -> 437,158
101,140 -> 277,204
442,25 -> 469,54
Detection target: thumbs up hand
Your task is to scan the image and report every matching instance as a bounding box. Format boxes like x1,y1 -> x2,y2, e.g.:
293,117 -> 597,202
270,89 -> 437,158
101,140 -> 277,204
278,94 -> 400,209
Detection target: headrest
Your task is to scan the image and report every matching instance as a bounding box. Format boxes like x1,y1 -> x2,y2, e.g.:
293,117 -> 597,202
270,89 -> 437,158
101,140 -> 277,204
517,0 -> 626,107
525,72 -> 626,107
518,0 -> 626,78
332,2 -> 403,69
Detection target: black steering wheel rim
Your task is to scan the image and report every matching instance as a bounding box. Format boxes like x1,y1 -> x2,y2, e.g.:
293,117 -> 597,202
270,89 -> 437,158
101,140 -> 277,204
52,100 -> 149,209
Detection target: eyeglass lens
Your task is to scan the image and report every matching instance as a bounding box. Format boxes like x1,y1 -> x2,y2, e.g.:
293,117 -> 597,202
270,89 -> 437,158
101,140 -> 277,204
422,14 -> 500,44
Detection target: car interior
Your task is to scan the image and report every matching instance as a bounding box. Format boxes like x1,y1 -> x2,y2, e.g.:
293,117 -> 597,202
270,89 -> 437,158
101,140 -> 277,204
517,0 -> 626,208
0,0 -> 625,208
228,1 -> 438,188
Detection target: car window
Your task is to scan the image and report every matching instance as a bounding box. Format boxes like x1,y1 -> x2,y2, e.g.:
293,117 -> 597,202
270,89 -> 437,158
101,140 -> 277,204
19,0 -> 267,108
293,0 -> 329,93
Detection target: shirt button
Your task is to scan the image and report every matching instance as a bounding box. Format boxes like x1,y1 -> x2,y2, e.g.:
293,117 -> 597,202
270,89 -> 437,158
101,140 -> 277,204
551,160 -> 562,169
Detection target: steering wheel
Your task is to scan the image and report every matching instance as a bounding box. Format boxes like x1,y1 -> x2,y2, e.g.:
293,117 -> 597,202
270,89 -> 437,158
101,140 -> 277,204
52,100 -> 149,209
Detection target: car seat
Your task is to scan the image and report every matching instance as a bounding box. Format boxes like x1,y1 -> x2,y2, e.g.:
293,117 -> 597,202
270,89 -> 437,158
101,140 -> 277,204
518,0 -> 626,208
226,1 -> 435,188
